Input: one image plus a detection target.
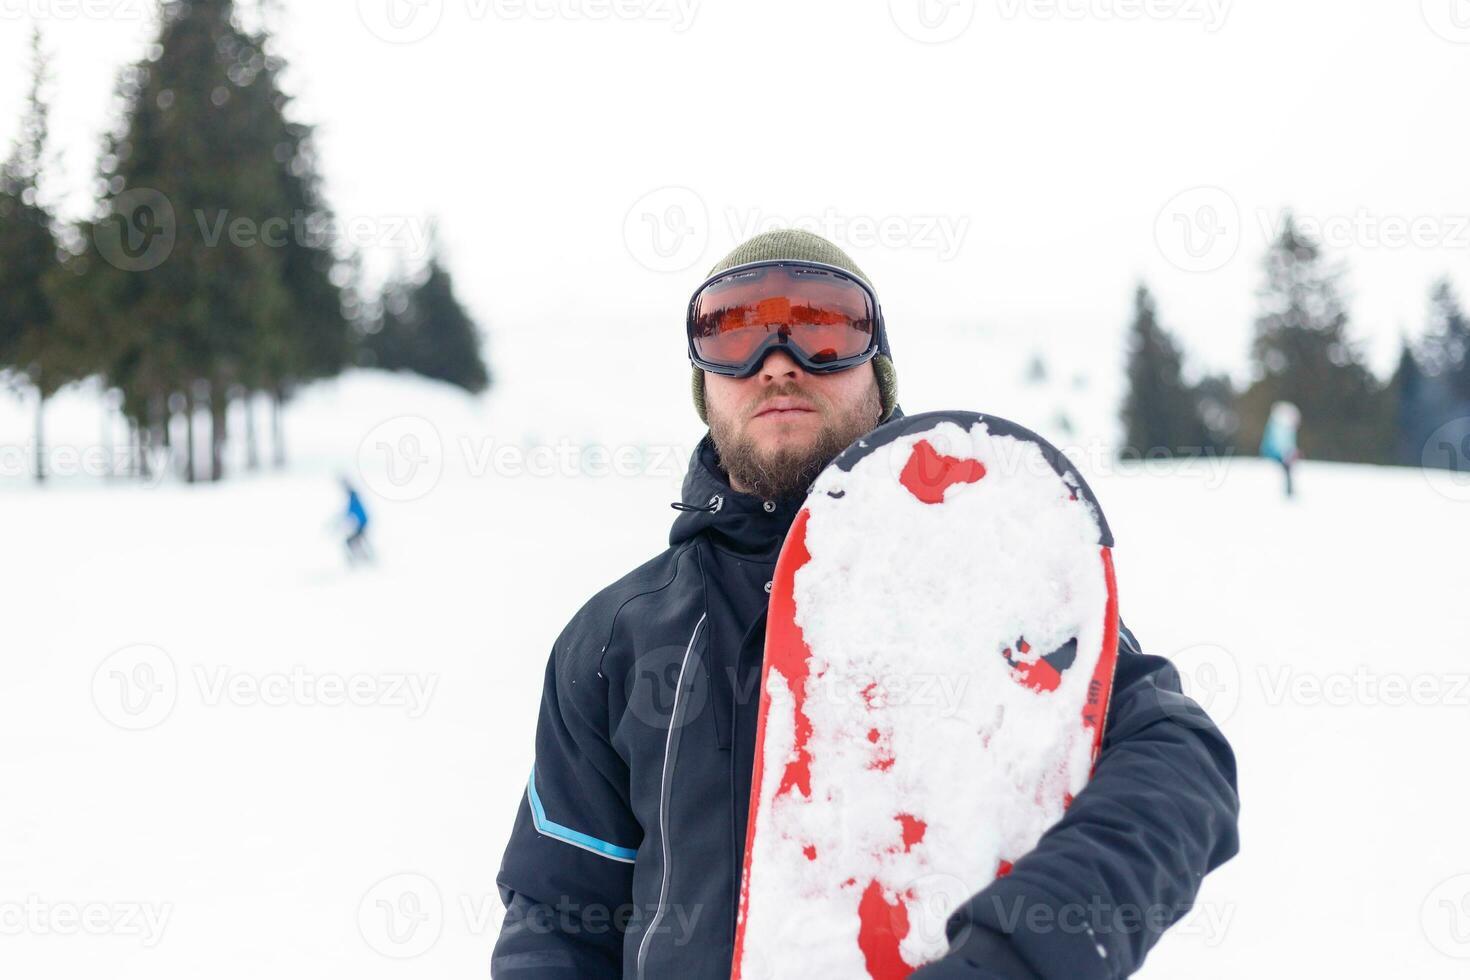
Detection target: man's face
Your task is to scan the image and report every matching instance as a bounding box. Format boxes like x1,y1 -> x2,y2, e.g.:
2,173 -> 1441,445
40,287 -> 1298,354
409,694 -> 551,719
704,350 -> 882,500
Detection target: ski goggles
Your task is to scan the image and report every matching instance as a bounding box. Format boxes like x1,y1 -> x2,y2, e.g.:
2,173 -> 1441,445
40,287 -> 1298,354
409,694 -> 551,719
686,260 -> 884,377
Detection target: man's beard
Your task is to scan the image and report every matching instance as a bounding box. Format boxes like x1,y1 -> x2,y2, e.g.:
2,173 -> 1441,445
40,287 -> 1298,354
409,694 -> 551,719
709,381 -> 882,501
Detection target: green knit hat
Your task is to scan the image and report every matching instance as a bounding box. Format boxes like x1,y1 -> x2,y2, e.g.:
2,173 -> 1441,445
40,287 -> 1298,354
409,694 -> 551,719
690,228 -> 899,424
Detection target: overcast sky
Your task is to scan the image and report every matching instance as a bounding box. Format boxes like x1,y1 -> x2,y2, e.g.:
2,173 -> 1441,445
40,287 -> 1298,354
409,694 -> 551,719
2,0 -> 1468,381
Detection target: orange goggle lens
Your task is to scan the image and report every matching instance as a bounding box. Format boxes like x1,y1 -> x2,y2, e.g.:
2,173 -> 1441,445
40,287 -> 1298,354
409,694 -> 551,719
689,265 -> 878,373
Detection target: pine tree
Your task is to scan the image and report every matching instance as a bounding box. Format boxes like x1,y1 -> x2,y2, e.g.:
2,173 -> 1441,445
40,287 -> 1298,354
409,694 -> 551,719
1420,278 -> 1470,403
71,0 -> 347,481
1388,337 -> 1435,467
236,41 -> 351,470
1191,373 -> 1238,455
1119,284 -> 1211,457
1239,213 -> 1391,464
0,30 -> 69,482
365,249 -> 490,394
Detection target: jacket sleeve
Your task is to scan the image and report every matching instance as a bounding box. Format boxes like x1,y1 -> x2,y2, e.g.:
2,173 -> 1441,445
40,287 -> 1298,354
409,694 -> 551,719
939,621 -> 1241,980
491,634 -> 643,978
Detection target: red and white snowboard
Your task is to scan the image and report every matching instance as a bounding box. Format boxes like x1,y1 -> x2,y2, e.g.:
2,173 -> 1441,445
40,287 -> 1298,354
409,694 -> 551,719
732,411 -> 1120,979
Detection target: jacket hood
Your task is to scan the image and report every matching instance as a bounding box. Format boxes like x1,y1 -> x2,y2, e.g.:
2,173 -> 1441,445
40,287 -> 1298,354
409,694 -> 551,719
668,435 -> 804,561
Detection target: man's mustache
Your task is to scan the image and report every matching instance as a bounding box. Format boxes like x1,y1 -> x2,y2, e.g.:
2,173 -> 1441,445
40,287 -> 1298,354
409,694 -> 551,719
748,385 -> 825,416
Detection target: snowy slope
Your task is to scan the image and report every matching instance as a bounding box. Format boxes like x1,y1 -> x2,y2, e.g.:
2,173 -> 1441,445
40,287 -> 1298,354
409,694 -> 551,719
3,327 -> 1468,978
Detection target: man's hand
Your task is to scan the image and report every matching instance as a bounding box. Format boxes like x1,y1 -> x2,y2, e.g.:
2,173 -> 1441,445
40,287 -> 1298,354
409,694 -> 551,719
908,927 -> 1043,980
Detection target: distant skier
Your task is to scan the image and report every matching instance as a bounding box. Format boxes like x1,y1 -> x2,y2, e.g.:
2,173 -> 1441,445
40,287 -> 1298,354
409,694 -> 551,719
340,478 -> 373,564
1260,401 -> 1301,498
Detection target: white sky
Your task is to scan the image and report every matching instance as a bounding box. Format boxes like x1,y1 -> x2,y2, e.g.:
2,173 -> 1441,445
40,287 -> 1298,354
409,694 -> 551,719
2,0 -> 1468,383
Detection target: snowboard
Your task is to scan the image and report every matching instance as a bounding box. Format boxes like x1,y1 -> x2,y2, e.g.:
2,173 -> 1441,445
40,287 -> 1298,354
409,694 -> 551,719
731,411 -> 1120,979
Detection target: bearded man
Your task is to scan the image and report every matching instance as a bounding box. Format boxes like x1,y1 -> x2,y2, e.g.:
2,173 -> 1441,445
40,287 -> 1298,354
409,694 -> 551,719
491,229 -> 1239,979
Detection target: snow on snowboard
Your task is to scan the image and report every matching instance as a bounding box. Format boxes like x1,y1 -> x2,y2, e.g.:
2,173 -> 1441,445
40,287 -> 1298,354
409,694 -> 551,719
732,411 -> 1120,979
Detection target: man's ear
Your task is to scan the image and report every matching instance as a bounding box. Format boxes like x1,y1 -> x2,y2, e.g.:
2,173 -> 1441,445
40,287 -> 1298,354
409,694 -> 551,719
692,366 -> 708,424
873,354 -> 899,422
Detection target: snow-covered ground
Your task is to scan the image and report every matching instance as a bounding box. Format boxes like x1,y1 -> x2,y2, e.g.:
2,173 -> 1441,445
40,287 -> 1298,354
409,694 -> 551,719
3,324 -> 1469,978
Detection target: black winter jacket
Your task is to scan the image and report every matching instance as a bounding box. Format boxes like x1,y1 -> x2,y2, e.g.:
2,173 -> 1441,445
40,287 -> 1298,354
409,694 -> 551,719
491,433 -> 1239,979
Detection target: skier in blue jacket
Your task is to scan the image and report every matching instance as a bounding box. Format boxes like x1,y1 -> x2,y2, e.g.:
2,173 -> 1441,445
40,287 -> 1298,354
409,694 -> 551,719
491,230 -> 1239,979
341,478 -> 372,564
1259,401 -> 1301,499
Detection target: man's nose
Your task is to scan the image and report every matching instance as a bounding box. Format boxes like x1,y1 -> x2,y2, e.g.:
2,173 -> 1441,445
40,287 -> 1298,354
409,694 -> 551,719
757,348 -> 805,382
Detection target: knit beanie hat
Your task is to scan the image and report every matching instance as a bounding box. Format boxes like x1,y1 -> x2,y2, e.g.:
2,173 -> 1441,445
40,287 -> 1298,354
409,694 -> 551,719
690,229 -> 898,424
